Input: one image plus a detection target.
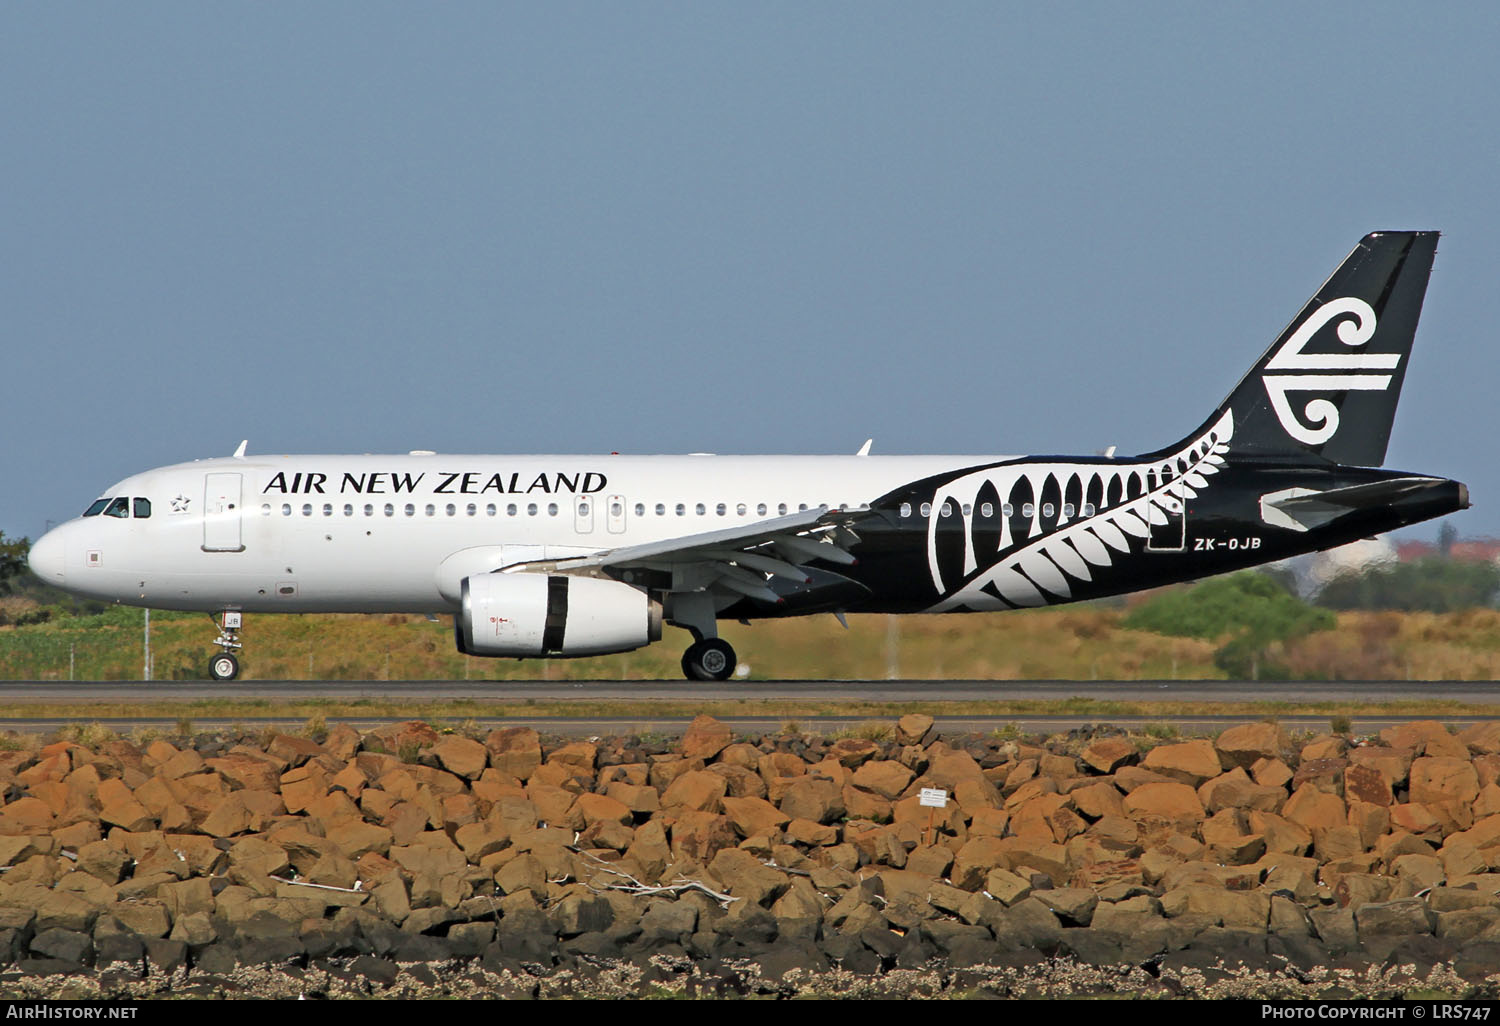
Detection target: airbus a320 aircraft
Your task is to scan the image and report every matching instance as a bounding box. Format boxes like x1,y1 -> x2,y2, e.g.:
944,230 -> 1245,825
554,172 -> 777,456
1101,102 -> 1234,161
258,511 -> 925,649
29,232 -> 1468,681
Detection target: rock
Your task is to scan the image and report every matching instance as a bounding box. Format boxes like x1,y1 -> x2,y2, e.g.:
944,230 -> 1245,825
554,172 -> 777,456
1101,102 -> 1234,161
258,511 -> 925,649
1160,884 -> 1269,930
1070,781 -> 1126,820
1411,757 -> 1481,806
850,760 -> 913,801
1281,783 -> 1346,837
662,771 -> 728,815
1032,887 -> 1098,926
776,774 -> 845,824
681,716 -> 734,762
1215,722 -> 1294,770
827,738 -> 880,769
710,849 -> 790,907
1122,782 -> 1205,828
1356,898 -> 1436,937
1291,758 -> 1347,795
486,728 -> 543,781
1251,758 -> 1294,790
1080,738 -> 1136,775
999,897 -> 1063,954
1344,763 -> 1394,806
721,796 -> 789,838
669,812 -> 738,864
144,937 -> 188,973
896,714 -> 935,746
430,737 -> 488,780
1142,740 -> 1224,787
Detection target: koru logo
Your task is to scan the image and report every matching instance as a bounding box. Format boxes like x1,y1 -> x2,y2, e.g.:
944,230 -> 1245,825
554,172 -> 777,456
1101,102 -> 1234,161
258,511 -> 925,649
1262,297 -> 1399,445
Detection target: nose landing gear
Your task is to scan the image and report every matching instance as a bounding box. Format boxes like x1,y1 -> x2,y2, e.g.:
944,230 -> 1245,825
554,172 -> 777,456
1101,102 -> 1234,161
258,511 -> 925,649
208,611 -> 243,681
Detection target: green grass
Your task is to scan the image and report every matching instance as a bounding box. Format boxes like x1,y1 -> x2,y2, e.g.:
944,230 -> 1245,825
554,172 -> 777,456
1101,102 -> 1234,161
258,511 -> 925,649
5,602 -> 1500,683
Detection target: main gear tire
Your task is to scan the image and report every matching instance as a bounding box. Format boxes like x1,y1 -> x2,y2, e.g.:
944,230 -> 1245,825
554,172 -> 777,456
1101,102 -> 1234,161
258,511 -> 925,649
681,638 -> 736,681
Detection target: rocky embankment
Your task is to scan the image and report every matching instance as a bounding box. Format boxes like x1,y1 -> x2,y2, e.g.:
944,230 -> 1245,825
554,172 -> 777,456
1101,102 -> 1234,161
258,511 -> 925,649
1,715 -> 1500,998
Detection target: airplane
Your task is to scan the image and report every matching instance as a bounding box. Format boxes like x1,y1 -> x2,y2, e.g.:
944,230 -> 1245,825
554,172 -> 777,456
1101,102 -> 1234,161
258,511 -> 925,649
27,231 -> 1468,682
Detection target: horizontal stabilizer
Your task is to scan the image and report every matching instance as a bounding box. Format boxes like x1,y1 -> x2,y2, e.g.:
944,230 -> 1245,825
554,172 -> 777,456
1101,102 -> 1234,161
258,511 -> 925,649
1260,476 -> 1446,532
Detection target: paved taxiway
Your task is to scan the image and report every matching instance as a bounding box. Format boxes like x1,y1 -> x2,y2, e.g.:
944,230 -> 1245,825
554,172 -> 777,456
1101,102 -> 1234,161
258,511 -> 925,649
1,679 -> 1498,702
0,679 -> 1494,736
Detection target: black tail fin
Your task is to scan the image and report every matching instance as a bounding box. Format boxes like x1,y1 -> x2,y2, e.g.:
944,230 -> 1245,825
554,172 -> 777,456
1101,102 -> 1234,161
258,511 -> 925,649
1158,231 -> 1439,467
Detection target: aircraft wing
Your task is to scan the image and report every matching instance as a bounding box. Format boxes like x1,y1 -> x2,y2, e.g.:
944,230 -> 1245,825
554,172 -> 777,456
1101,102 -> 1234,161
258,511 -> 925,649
506,505 -> 870,604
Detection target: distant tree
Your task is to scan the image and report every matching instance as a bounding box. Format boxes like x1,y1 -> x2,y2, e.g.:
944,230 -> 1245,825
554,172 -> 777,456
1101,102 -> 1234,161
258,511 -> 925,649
1316,558 -> 1500,613
1439,522 -> 1458,558
1123,571 -> 1335,679
0,533 -> 28,595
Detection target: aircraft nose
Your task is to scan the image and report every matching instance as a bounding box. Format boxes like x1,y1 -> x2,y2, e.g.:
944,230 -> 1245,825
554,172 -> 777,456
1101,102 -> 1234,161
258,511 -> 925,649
28,529 -> 65,586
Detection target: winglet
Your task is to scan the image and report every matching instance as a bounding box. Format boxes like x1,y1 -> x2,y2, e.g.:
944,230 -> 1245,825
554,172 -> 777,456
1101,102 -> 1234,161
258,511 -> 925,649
232,440 -> 248,459
856,439 -> 873,457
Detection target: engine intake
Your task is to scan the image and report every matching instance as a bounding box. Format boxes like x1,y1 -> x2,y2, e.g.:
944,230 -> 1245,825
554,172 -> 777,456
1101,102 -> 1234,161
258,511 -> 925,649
456,573 -> 661,657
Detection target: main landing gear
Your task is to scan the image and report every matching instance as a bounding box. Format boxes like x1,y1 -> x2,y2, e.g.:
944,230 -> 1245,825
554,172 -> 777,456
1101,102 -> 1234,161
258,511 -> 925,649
208,611 -> 243,681
682,638 -> 736,682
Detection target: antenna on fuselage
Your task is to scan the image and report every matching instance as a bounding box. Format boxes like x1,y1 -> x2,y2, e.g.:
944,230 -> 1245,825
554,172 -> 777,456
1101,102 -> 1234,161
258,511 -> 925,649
232,440 -> 248,459
856,439 -> 873,456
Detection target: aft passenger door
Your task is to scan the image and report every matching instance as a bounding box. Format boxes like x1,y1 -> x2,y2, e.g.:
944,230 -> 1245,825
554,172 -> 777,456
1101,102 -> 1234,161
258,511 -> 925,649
203,473 -> 245,552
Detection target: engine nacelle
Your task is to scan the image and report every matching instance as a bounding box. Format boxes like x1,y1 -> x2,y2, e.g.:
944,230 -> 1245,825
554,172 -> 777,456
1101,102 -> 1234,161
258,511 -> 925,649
456,572 -> 662,657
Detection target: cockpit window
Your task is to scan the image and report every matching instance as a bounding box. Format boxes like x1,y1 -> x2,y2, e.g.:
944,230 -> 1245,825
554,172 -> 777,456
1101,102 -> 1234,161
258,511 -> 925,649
133,498 -> 151,518
83,499 -> 110,517
103,498 -> 130,518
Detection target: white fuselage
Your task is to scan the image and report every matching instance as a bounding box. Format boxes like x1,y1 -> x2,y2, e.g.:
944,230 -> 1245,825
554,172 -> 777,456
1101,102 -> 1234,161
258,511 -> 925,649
29,453 -> 1012,613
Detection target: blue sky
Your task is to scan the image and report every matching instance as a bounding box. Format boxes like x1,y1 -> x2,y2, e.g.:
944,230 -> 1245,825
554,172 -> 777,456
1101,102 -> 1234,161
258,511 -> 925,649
4,3 -> 1497,541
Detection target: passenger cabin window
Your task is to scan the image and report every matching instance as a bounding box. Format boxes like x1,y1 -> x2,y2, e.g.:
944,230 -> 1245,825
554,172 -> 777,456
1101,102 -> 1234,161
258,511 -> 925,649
83,499 -> 110,517
1082,503 -> 1096,517
695,503 -> 706,516
547,503 -> 558,516
655,504 -> 666,516
133,498 -> 152,518
302,504 -> 313,516
634,503 -> 645,517
899,502 -> 912,517
980,502 -> 993,518
322,503 -> 332,516
344,504 -> 354,517
920,502 -> 932,517
715,503 -> 726,516
283,504 -> 292,517
1022,503 -> 1035,518
778,503 -> 788,516
466,504 -> 476,517
675,503 -> 685,516
103,498 -> 130,518
261,504 -> 271,516
1063,503 -> 1075,518
757,503 -> 767,516
425,504 -> 435,517
404,504 -> 415,517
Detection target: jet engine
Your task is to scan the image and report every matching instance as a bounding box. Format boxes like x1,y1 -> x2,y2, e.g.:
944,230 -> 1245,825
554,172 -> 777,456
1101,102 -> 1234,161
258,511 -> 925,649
456,572 -> 661,657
